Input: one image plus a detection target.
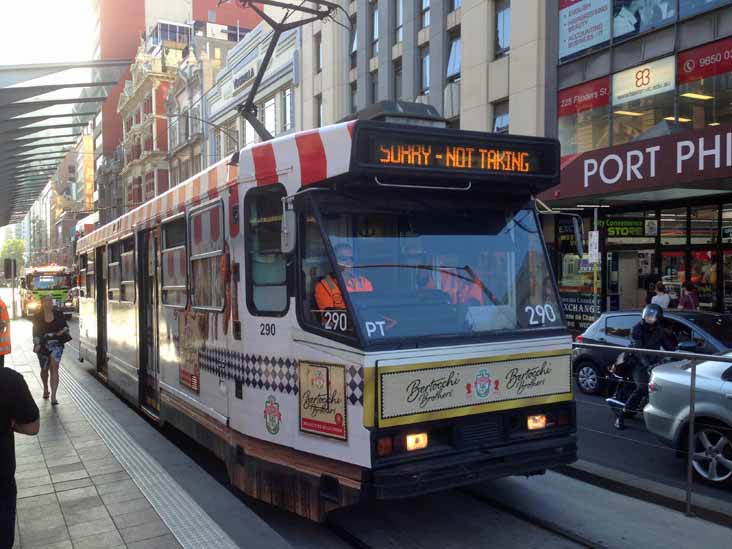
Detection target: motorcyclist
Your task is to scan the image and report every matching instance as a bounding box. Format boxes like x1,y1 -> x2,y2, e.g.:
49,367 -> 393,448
615,304 -> 677,430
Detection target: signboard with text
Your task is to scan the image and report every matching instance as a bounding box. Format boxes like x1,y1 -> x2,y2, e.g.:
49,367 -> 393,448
678,37 -> 732,86
559,0 -> 611,62
612,56 -> 675,105
558,76 -> 610,118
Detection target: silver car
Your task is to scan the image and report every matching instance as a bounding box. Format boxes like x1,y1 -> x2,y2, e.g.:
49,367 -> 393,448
645,356 -> 732,486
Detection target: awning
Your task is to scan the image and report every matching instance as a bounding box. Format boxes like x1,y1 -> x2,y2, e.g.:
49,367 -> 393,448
0,59 -> 131,226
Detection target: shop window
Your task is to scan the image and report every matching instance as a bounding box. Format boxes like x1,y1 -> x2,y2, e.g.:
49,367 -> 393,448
161,217 -> 187,307
722,250 -> 732,312
722,204 -> 732,244
612,57 -> 675,145
263,97 -> 276,137
495,0 -> 510,55
493,101 -> 509,134
108,242 -> 121,301
120,237 -> 135,302
558,78 -> 610,156
246,186 -> 288,316
661,251 -> 686,305
282,88 -> 293,132
691,250 -> 718,310
690,206 -> 719,245
558,216 -> 599,331
678,37 -> 732,130
189,202 -> 225,310
613,0 -> 676,41
606,250 -> 654,310
660,207 -> 687,246
86,252 -> 95,299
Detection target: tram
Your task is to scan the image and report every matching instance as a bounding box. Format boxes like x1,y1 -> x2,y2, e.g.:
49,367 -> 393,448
76,102 -> 576,520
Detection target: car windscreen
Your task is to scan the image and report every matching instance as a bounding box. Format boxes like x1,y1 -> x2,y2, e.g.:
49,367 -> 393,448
31,275 -> 71,290
684,314 -> 732,348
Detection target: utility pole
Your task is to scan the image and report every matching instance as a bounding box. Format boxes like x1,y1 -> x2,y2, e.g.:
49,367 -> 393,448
226,0 -> 350,142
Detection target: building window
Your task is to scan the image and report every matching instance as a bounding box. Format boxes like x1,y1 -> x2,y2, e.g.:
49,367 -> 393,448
282,88 -> 293,132
493,101 -> 509,133
245,120 -> 256,146
350,15 -> 358,69
222,117 -> 238,154
192,153 -> 201,174
557,77 -> 610,156
371,2 -> 379,57
86,253 -> 95,299
420,46 -> 430,95
262,97 -> 276,137
612,57 -> 674,146
394,59 -> 402,100
421,0 -> 430,29
246,185 -> 288,316
450,0 -> 462,11
316,94 -> 323,126
350,82 -> 358,114
315,32 -> 323,73
189,202 -> 225,310
446,32 -> 461,82
495,0 -> 510,55
161,217 -> 187,307
613,0 -> 676,41
371,71 -> 378,104
394,0 -> 403,43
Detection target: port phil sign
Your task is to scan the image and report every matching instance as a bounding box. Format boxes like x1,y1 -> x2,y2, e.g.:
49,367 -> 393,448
554,125 -> 732,201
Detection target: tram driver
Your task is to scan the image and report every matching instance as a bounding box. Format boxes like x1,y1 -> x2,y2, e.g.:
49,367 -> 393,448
314,243 -> 373,320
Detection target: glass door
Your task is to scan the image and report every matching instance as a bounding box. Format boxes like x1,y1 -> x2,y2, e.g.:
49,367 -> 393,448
661,251 -> 686,308
691,250 -> 718,311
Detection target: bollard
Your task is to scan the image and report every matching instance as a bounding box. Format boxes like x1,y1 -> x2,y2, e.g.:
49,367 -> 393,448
685,360 -> 697,517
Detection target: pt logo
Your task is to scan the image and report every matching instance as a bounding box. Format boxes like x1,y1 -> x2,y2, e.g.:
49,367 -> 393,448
475,368 -> 492,399
264,395 -> 282,435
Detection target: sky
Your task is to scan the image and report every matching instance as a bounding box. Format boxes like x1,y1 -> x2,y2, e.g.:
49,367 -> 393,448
0,0 -> 96,66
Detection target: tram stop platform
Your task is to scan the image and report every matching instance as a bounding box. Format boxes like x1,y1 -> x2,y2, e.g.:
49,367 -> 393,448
6,319 -> 290,549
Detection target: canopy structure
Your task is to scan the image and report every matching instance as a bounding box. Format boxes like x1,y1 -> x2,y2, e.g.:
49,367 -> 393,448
0,59 -> 131,226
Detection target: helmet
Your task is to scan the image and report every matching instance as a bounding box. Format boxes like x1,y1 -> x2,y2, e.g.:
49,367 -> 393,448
641,304 -> 663,326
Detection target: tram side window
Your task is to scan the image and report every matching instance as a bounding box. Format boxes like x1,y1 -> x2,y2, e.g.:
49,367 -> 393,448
246,186 -> 288,316
161,217 -> 188,307
87,252 -> 95,299
189,202 -> 225,309
108,243 -> 121,301
299,205 -> 356,338
79,254 -> 88,296
120,237 -> 135,302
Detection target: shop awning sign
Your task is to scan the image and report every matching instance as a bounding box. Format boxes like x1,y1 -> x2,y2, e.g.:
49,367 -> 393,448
678,37 -> 732,86
612,56 -> 675,105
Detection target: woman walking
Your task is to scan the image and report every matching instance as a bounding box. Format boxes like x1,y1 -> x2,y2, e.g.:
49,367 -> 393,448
677,281 -> 700,311
651,281 -> 670,309
32,295 -> 70,405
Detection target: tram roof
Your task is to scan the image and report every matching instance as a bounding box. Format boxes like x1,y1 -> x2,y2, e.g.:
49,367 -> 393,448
78,120 -> 560,253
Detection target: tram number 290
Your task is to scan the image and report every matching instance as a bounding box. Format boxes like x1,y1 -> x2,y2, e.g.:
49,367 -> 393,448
260,323 -> 276,336
323,311 -> 348,332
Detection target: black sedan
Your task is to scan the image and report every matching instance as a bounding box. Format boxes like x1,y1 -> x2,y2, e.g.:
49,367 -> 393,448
572,310 -> 732,394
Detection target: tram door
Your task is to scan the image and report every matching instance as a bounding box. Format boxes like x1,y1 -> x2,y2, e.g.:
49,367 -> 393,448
95,246 -> 108,379
139,230 -> 160,413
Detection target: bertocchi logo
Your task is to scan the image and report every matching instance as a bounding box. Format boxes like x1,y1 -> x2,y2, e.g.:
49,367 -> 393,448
264,395 -> 282,435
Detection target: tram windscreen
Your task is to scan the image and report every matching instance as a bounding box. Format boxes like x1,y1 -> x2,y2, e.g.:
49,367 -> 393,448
30,274 -> 71,290
304,193 -> 563,344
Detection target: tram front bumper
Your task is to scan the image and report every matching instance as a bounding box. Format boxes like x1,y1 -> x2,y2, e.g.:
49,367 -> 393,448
368,434 -> 576,500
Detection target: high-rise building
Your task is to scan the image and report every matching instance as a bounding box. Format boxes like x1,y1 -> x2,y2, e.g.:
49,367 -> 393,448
300,1 -> 551,136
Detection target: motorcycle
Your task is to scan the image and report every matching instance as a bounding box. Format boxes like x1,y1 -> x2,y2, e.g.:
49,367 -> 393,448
605,352 -> 645,421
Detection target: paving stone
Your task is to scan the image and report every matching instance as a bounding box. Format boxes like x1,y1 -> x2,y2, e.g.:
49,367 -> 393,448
18,520 -> 68,544
16,473 -> 52,489
17,501 -> 62,523
67,515 -> 118,541
61,503 -> 111,526
14,468 -> 52,481
16,483 -> 55,499
21,538 -> 73,549
46,454 -> 82,467
106,496 -> 154,517
120,518 -> 171,544
53,477 -> 93,492
71,530 -> 125,549
86,461 -> 125,477
15,492 -> 57,510
50,468 -> 89,484
95,476 -> 136,494
56,485 -> 98,504
100,484 -> 144,505
126,533 -> 182,549
60,495 -> 104,514
48,461 -> 86,475
112,508 -> 160,530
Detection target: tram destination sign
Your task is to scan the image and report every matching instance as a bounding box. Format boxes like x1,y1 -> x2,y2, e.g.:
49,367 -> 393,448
352,123 -> 561,185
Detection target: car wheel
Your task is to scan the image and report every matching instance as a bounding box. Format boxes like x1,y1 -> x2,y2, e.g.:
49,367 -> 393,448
575,362 -> 602,394
691,424 -> 732,486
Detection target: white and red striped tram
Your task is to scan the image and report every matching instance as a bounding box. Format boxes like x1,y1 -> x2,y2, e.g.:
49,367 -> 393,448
77,104 -> 576,520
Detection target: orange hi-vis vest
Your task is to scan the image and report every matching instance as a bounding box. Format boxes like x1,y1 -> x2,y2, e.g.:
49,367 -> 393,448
0,298 -> 10,355
315,274 -> 373,310
426,271 -> 485,305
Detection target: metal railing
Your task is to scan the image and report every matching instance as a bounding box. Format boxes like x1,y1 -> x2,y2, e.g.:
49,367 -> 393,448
573,341 -> 732,516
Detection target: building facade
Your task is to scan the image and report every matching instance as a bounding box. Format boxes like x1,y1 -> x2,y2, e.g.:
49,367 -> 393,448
546,0 -> 732,329
299,0 -> 552,136
205,14 -> 300,167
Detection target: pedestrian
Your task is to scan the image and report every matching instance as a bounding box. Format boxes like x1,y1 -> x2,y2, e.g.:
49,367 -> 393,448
0,295 -> 10,367
677,281 -> 699,311
32,295 -> 71,406
651,281 -> 670,309
0,361 -> 40,549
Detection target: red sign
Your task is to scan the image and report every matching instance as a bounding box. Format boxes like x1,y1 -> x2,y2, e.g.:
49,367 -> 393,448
559,0 -> 585,8
558,77 -> 610,118
678,37 -> 732,85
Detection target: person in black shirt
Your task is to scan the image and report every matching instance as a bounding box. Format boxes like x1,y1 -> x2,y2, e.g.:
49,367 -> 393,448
32,295 -> 70,406
0,365 -> 39,549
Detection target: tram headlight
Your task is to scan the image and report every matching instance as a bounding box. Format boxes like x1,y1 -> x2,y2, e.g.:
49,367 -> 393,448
376,436 -> 393,457
406,433 -> 429,452
527,414 -> 547,431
